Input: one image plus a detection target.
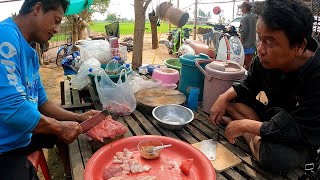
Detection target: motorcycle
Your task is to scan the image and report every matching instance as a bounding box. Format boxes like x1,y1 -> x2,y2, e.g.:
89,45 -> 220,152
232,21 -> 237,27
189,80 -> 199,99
164,27 -> 192,55
178,23 -> 244,67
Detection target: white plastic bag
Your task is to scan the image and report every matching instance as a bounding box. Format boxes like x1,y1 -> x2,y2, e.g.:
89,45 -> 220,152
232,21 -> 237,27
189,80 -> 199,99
76,40 -> 112,64
70,58 -> 102,90
128,72 -> 177,93
128,72 -> 162,93
95,69 -> 136,116
70,70 -> 91,90
79,57 -> 101,71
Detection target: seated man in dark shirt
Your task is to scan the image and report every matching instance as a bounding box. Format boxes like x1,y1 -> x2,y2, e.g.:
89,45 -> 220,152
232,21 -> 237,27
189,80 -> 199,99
210,0 -> 320,173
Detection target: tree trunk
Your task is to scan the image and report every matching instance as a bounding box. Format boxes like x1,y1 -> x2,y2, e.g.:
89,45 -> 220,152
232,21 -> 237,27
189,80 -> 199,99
149,16 -> 159,49
78,10 -> 90,40
72,16 -> 79,51
193,0 -> 198,40
132,0 -> 152,70
78,23 -> 88,40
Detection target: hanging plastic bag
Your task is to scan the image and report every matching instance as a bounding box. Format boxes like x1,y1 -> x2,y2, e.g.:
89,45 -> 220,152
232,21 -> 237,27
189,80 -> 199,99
95,69 -> 136,116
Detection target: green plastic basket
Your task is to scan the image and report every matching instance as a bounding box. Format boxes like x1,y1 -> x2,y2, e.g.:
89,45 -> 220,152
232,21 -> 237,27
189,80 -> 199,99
164,58 -> 182,71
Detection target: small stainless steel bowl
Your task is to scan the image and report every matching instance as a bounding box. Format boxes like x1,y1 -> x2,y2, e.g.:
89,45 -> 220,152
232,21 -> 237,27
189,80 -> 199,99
152,104 -> 194,131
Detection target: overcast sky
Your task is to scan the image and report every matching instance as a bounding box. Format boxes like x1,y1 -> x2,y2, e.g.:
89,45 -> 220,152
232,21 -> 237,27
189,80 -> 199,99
0,0 -> 23,21
93,0 -> 244,23
0,0 -> 249,23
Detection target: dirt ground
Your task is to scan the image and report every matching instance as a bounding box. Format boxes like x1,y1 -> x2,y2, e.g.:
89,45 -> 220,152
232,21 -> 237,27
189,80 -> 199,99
38,33 -> 174,179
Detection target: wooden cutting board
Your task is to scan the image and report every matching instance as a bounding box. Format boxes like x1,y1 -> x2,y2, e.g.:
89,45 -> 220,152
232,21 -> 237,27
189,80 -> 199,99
135,88 -> 186,114
192,142 -> 241,172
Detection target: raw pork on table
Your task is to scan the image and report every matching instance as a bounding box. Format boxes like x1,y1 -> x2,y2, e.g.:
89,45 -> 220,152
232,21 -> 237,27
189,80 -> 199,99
86,115 -> 128,142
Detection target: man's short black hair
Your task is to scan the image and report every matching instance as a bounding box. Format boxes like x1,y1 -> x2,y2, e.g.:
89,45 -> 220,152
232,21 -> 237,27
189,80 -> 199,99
19,0 -> 70,15
260,0 -> 314,48
239,2 -> 252,11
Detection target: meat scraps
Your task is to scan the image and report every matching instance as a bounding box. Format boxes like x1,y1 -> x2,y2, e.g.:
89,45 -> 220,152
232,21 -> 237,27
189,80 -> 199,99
86,115 -> 128,142
107,175 -> 157,180
103,148 -> 155,180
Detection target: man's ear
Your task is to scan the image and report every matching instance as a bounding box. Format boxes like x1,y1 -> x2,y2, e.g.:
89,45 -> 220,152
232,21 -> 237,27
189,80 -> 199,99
296,38 -> 307,55
33,2 -> 43,16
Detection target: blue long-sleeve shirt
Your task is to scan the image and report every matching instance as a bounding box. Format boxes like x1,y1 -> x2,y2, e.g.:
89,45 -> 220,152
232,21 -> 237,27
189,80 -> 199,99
0,18 -> 48,153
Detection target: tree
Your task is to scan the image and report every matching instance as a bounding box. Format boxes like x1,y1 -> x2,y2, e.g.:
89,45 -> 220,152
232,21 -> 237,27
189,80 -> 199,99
66,0 -> 111,43
198,9 -> 206,17
106,13 -> 118,22
11,12 -> 17,19
218,10 -> 226,24
92,0 -> 111,14
132,0 -> 152,69
207,12 -> 212,19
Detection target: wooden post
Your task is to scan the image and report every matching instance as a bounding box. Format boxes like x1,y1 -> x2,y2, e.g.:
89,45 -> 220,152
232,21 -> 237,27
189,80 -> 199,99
36,43 -> 43,65
149,16 -> 159,49
168,0 -> 172,32
193,0 -> 198,40
232,0 -> 235,20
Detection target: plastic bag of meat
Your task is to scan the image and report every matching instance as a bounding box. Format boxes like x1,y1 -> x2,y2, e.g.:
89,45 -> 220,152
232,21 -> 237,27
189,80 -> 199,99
95,69 -> 136,116
86,115 -> 128,142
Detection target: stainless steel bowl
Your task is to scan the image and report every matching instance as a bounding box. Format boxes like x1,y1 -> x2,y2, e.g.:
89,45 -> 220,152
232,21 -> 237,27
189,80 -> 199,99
152,104 -> 194,131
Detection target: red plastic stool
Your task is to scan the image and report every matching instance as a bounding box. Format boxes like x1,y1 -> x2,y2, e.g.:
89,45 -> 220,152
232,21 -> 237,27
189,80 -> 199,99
27,149 -> 51,180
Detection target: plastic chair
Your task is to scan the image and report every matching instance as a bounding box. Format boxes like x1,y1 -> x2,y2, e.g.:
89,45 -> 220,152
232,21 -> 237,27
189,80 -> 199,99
27,149 -> 51,180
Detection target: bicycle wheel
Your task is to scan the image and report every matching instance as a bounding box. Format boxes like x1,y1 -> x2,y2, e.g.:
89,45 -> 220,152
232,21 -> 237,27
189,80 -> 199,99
56,47 -> 66,66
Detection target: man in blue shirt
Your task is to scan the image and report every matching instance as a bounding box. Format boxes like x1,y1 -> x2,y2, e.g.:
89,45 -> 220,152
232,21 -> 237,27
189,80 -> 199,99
0,0 -> 100,179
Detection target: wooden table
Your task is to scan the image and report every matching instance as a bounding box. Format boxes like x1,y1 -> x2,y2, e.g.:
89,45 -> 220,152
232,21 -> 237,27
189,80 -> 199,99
61,78 -> 304,180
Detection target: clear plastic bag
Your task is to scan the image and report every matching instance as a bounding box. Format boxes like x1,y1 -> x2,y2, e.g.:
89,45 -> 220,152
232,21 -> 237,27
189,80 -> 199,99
75,40 -> 112,64
70,58 -> 102,90
70,69 -> 91,90
95,69 -> 136,116
128,72 -> 163,93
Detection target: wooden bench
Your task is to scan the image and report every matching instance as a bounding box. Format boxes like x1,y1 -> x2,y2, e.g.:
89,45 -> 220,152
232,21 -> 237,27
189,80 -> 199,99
61,77 -> 304,180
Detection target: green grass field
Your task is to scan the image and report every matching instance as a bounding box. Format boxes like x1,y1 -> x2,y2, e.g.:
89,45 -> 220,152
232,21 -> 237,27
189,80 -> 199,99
50,21 -> 212,42
90,21 -> 212,35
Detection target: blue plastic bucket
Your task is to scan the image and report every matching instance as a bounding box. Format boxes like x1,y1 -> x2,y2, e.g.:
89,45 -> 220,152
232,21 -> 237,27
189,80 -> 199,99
178,53 -> 210,100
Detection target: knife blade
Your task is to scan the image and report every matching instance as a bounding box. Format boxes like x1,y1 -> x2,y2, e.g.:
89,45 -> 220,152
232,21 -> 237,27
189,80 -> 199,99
200,139 -> 217,161
212,128 -> 219,141
80,109 -> 110,132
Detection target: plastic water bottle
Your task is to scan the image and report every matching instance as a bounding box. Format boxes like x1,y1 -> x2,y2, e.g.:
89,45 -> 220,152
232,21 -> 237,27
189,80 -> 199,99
110,63 -> 130,75
187,87 -> 200,111
117,63 -> 130,70
106,56 -> 120,74
88,67 -> 102,76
